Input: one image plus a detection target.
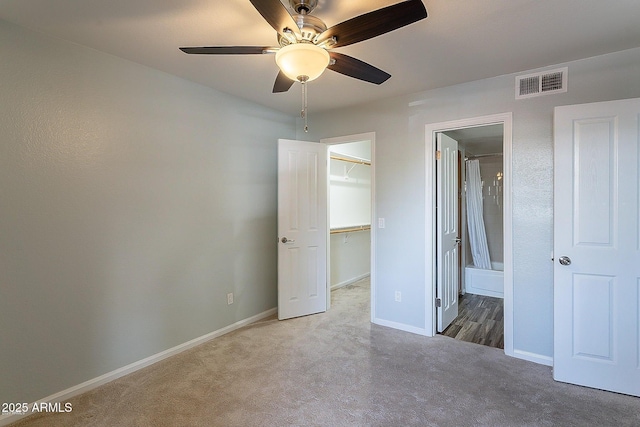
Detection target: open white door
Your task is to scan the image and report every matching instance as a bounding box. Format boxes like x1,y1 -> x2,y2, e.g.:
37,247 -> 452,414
277,139 -> 328,320
437,133 -> 460,332
553,98 -> 640,397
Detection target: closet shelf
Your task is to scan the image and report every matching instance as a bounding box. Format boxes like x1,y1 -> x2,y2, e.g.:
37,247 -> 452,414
330,155 -> 371,166
330,225 -> 371,234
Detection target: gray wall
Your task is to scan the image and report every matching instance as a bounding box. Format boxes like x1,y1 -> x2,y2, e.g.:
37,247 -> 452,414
300,47 -> 640,359
330,231 -> 371,288
0,20 -> 295,403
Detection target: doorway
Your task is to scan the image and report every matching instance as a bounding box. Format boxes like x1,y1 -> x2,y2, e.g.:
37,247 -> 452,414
321,133 -> 375,316
276,134 -> 375,320
425,113 -> 514,356
440,125 -> 505,348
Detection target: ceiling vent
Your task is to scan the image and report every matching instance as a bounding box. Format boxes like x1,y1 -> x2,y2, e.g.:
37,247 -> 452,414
516,67 -> 567,99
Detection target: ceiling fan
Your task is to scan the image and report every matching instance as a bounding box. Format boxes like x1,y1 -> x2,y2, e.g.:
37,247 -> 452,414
180,0 -> 427,129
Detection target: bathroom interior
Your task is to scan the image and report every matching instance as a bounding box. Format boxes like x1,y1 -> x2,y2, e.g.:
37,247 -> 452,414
441,124 -> 505,349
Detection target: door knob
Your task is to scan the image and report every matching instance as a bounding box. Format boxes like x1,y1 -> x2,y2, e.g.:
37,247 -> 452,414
558,256 -> 571,266
455,238 -> 461,244
281,237 -> 295,244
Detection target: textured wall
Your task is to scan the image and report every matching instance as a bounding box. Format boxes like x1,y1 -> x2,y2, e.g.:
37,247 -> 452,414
300,47 -> 640,359
0,20 -> 295,404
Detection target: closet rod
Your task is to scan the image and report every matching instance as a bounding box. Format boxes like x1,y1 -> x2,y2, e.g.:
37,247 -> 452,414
330,225 -> 371,235
330,155 -> 371,166
465,153 -> 503,160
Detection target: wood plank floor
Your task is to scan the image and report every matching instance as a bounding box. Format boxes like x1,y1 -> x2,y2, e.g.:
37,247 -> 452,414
441,293 -> 504,349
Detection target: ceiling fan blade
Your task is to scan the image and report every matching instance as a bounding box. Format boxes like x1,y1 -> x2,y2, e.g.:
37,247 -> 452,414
249,0 -> 301,38
179,46 -> 276,55
273,71 -> 296,93
316,0 -> 427,48
327,52 -> 391,84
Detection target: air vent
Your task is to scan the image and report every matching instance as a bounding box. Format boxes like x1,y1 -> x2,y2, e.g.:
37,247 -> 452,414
516,67 -> 567,99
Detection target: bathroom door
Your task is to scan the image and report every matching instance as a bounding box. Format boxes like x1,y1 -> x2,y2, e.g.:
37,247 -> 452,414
437,133 -> 459,332
553,98 -> 640,397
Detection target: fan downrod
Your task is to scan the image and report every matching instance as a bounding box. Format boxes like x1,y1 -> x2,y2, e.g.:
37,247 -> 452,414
289,0 -> 318,14
279,2 -> 327,46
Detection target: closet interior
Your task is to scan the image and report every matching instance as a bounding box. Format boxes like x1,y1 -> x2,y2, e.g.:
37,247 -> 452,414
328,141 -> 371,290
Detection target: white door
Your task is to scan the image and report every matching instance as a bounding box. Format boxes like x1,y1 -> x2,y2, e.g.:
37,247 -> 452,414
437,133 -> 460,332
278,139 -> 328,320
553,98 -> 640,397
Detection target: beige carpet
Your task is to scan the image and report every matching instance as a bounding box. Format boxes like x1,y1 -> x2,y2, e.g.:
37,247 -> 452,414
11,279 -> 640,426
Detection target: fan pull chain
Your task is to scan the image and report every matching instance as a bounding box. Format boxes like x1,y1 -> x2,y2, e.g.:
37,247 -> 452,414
300,77 -> 309,133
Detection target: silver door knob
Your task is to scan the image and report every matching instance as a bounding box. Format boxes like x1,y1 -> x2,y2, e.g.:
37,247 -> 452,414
558,256 -> 571,266
281,237 -> 295,244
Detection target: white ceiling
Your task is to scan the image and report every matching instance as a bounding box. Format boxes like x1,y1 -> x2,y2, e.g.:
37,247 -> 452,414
2,0 -> 639,115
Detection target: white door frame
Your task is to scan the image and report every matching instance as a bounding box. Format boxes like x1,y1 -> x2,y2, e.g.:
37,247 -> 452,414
320,132 -> 376,319
424,113 -> 514,357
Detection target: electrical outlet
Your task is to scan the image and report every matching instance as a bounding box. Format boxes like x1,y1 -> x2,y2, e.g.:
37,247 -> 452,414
227,293 -> 234,305
378,218 -> 385,228
395,291 -> 401,302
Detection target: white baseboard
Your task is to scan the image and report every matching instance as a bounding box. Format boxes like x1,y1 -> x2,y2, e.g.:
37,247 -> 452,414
0,308 -> 277,427
513,349 -> 553,366
372,317 -> 429,336
330,273 -> 370,291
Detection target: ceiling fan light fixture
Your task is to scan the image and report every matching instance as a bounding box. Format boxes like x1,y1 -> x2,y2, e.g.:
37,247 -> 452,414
275,43 -> 330,82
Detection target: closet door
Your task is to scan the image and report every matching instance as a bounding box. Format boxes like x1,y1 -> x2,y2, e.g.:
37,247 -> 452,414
277,139 -> 328,320
553,98 -> 640,397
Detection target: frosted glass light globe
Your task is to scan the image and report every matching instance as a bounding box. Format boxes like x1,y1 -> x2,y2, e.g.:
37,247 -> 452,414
275,43 -> 330,82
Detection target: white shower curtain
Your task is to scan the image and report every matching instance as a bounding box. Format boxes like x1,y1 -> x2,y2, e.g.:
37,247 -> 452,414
466,159 -> 492,270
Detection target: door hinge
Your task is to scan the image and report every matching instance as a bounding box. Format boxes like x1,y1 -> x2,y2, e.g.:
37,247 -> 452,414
435,298 -> 442,308
435,150 -> 441,160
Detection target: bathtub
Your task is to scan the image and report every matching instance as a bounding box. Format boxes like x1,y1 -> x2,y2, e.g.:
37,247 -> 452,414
464,262 -> 504,298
